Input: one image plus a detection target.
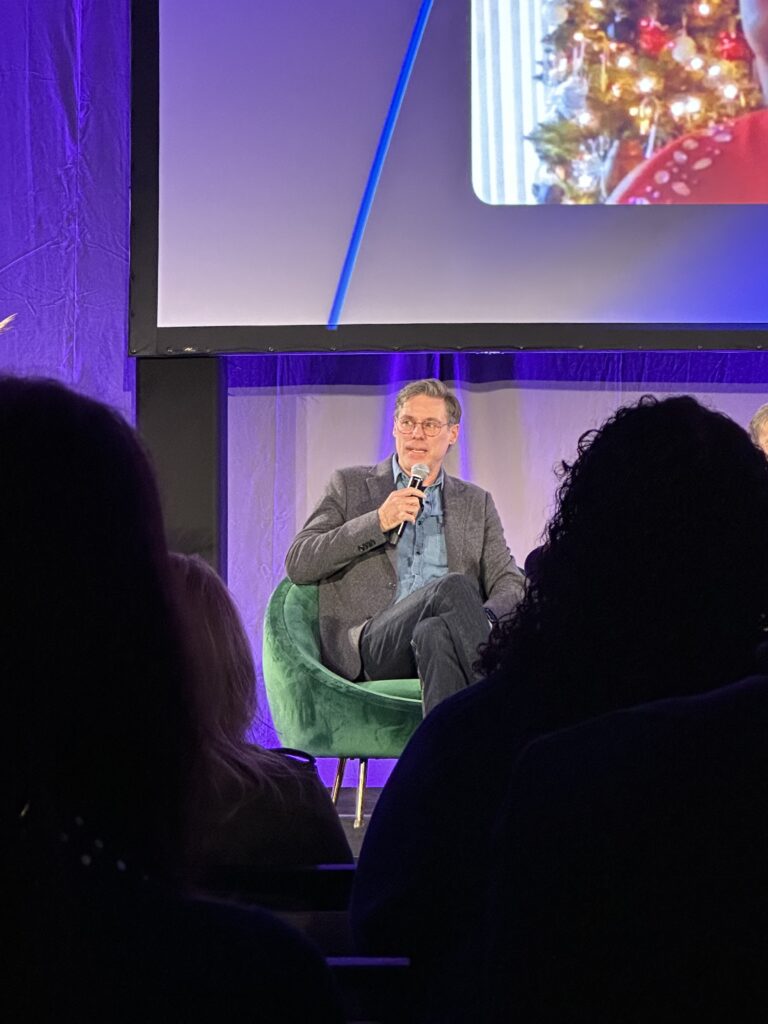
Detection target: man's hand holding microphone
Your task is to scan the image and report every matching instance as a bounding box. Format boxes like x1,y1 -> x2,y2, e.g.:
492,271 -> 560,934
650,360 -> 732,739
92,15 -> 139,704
378,464 -> 429,543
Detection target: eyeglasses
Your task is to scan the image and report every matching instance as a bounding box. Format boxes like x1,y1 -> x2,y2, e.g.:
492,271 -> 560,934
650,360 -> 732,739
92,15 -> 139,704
395,416 -> 450,437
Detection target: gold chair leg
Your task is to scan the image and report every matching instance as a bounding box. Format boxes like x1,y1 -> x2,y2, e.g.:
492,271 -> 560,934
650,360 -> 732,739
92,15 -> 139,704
331,757 -> 347,805
354,758 -> 368,829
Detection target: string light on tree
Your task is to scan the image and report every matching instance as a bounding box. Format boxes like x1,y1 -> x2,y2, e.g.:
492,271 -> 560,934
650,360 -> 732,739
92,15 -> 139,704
529,0 -> 761,202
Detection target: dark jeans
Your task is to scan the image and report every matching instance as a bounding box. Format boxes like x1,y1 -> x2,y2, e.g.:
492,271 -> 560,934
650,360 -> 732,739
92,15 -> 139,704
359,573 -> 491,715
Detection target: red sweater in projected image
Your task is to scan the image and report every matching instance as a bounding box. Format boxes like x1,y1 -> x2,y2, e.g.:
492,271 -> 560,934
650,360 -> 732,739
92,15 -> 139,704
613,109 -> 768,205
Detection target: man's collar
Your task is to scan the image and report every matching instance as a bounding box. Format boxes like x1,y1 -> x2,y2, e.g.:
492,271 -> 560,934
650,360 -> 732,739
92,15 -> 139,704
392,454 -> 444,488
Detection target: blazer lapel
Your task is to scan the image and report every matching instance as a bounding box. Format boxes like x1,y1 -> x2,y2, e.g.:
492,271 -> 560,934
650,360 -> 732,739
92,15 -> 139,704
443,474 -> 467,571
367,458 -> 399,574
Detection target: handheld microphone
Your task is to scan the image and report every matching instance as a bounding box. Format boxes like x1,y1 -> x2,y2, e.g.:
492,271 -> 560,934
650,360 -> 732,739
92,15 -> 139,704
391,463 -> 429,545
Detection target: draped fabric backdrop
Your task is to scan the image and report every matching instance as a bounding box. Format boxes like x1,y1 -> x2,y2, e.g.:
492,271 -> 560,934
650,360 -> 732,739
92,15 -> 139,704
4,3 -> 768,785
0,1 -> 133,417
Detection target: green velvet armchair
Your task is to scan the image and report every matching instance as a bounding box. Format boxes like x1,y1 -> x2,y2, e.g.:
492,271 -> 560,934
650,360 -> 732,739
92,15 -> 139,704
262,578 -> 422,827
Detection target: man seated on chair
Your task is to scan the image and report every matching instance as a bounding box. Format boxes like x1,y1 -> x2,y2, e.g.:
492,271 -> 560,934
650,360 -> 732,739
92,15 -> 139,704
285,378 -> 524,714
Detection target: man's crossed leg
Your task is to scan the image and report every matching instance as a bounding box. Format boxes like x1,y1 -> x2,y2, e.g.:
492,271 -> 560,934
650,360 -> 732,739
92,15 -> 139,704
359,573 -> 491,714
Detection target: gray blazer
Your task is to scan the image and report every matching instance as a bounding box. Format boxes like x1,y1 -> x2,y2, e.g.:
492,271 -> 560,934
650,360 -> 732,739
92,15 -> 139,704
285,458 -> 524,680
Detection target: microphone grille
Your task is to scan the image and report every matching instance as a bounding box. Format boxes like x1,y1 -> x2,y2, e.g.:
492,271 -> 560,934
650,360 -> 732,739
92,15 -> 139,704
412,463 -> 429,481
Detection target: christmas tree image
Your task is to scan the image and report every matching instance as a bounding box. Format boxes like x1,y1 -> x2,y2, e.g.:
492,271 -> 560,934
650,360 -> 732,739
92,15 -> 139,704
530,0 -> 762,202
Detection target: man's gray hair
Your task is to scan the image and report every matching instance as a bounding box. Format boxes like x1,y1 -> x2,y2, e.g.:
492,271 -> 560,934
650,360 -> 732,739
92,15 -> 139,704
749,402 -> 768,443
394,379 -> 462,425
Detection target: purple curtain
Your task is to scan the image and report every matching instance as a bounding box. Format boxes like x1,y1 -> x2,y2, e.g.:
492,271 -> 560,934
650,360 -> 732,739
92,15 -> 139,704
0,0 -> 132,417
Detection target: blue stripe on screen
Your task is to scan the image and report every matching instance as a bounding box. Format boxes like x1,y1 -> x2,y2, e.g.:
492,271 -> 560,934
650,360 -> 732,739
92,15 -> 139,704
326,0 -> 435,330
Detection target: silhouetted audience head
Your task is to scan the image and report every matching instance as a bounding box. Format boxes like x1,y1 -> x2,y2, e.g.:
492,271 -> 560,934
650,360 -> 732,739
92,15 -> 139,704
170,554 -> 257,741
749,401 -> 768,455
168,553 -> 289,793
482,395 -> 768,720
0,377 -> 198,879
168,552 -> 352,870
0,379 -> 345,1022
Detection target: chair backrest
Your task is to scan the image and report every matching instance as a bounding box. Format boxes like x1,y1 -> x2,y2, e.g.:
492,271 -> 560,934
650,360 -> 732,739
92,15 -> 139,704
262,579 -> 422,758
280,578 -> 325,666
483,673 -> 768,1021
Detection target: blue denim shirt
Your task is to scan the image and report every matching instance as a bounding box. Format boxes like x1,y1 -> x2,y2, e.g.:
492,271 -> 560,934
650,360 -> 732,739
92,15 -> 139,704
392,455 -> 448,604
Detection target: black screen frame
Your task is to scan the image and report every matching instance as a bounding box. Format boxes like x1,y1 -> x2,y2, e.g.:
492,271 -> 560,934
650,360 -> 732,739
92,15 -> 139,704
129,0 -> 768,355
